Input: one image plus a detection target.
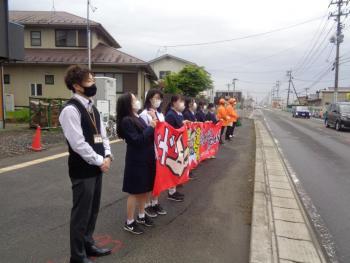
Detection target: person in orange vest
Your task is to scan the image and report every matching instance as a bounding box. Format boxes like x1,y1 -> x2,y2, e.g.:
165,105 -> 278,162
217,98 -> 229,144
226,98 -> 239,139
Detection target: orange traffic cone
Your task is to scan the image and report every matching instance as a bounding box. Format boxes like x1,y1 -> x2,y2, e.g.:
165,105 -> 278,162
31,126 -> 42,151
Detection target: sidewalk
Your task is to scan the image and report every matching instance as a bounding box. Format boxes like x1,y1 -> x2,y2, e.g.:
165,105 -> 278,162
250,119 -> 327,263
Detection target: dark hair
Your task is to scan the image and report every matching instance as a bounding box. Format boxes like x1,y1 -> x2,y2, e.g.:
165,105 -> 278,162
166,94 -> 183,114
64,65 -> 92,93
144,89 -> 164,113
184,97 -> 195,110
116,93 -> 133,139
197,101 -> 206,111
207,103 -> 215,109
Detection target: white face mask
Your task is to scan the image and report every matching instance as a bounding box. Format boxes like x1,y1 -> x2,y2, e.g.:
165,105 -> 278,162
133,100 -> 141,112
152,99 -> 162,109
192,102 -> 197,111
178,102 -> 185,112
204,105 -> 207,111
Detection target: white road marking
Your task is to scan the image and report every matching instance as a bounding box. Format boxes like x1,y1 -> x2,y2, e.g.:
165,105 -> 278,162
0,139 -> 122,174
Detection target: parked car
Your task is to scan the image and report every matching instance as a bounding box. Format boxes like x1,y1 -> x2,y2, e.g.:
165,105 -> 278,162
326,102 -> 350,131
292,106 -> 310,118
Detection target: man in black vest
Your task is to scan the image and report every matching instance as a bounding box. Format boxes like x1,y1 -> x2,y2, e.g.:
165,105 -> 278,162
59,65 -> 113,263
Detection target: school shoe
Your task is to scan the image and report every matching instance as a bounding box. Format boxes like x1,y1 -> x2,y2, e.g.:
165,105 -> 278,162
152,204 -> 167,215
86,245 -> 112,257
168,191 -> 184,202
145,206 -> 158,218
136,215 -> 154,227
124,221 -> 144,235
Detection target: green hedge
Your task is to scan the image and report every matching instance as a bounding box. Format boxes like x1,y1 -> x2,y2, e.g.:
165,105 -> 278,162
6,108 -> 30,123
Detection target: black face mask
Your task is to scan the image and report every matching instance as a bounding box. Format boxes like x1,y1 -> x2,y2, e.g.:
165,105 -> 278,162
81,84 -> 97,97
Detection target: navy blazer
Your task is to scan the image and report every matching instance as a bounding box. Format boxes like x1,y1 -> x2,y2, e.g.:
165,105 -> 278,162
195,110 -> 206,122
183,109 -> 197,122
121,116 -> 155,165
165,109 -> 184,129
206,112 -> 218,124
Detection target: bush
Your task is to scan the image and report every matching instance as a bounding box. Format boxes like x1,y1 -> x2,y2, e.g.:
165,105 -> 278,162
6,108 -> 30,123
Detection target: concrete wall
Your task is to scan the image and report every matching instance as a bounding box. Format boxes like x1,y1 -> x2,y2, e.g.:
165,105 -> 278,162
4,64 -> 152,106
150,57 -> 190,79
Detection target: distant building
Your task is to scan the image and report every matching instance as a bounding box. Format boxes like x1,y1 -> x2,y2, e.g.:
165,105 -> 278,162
303,87 -> 350,107
4,11 -> 157,107
149,54 -> 196,80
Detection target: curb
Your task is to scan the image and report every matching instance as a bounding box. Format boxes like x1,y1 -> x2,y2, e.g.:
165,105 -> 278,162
249,119 -> 327,263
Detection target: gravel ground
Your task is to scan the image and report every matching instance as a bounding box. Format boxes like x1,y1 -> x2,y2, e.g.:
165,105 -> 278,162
0,128 -> 65,160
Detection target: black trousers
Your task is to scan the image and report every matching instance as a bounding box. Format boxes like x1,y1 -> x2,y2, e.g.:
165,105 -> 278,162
70,175 -> 102,261
225,122 -> 237,139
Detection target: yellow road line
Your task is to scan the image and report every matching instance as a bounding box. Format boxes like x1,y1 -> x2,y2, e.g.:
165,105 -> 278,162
0,139 -> 122,174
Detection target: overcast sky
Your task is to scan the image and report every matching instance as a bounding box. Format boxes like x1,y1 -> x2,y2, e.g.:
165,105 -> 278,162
9,0 -> 350,102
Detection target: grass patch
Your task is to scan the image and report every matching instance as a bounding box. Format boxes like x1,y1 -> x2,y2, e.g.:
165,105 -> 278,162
6,108 -> 30,123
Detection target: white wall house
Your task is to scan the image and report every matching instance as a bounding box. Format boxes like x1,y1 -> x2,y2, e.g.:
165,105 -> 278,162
149,54 -> 196,80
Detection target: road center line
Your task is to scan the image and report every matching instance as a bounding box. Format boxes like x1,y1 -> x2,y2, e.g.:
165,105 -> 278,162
0,139 -> 122,174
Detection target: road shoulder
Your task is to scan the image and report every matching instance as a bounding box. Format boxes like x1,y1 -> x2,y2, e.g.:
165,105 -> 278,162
250,119 -> 327,263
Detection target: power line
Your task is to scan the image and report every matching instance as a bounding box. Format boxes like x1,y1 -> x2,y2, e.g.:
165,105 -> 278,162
161,15 -> 325,48
293,14 -> 330,72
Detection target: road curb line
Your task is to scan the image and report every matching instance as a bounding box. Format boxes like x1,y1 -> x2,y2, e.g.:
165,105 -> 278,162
0,139 -> 122,174
249,119 -> 327,263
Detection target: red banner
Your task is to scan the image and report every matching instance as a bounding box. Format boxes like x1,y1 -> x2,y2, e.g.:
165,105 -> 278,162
152,121 -> 222,196
153,122 -> 190,196
186,122 -> 202,170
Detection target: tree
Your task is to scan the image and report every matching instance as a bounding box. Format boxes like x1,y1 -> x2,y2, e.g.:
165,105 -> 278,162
164,73 -> 182,94
163,65 -> 213,97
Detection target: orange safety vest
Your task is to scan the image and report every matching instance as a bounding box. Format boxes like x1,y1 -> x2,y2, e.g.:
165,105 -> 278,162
217,104 -> 229,126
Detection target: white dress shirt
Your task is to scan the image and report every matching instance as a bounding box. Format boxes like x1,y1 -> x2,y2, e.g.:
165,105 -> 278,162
59,94 -> 111,167
140,109 -> 165,125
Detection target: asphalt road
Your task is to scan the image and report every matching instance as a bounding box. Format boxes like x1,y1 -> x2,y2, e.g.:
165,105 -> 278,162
0,119 -> 254,263
262,109 -> 350,263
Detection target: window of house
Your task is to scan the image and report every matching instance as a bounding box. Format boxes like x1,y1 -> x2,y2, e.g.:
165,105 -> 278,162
31,84 -> 42,96
45,75 -> 54,85
159,71 -> 171,79
4,74 -> 10,84
78,29 -> 87,47
31,31 -> 41,46
55,30 -> 77,47
93,72 -> 124,93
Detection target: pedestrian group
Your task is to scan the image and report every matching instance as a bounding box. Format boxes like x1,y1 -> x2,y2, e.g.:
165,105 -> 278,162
59,65 -> 239,263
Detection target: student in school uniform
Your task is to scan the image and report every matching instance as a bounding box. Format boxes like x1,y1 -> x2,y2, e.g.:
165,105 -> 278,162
195,101 -> 207,122
139,89 -> 167,218
59,65 -> 112,263
164,95 -> 186,202
116,92 -> 157,235
206,103 -> 218,124
183,97 -> 197,122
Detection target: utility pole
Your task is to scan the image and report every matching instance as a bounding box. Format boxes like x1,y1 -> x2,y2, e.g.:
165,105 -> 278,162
227,83 -> 230,96
305,87 -> 310,98
87,0 -> 91,69
329,0 -> 350,102
232,78 -> 238,92
286,70 -> 292,107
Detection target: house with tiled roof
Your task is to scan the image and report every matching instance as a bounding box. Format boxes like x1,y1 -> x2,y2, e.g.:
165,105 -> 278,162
4,10 -> 157,107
